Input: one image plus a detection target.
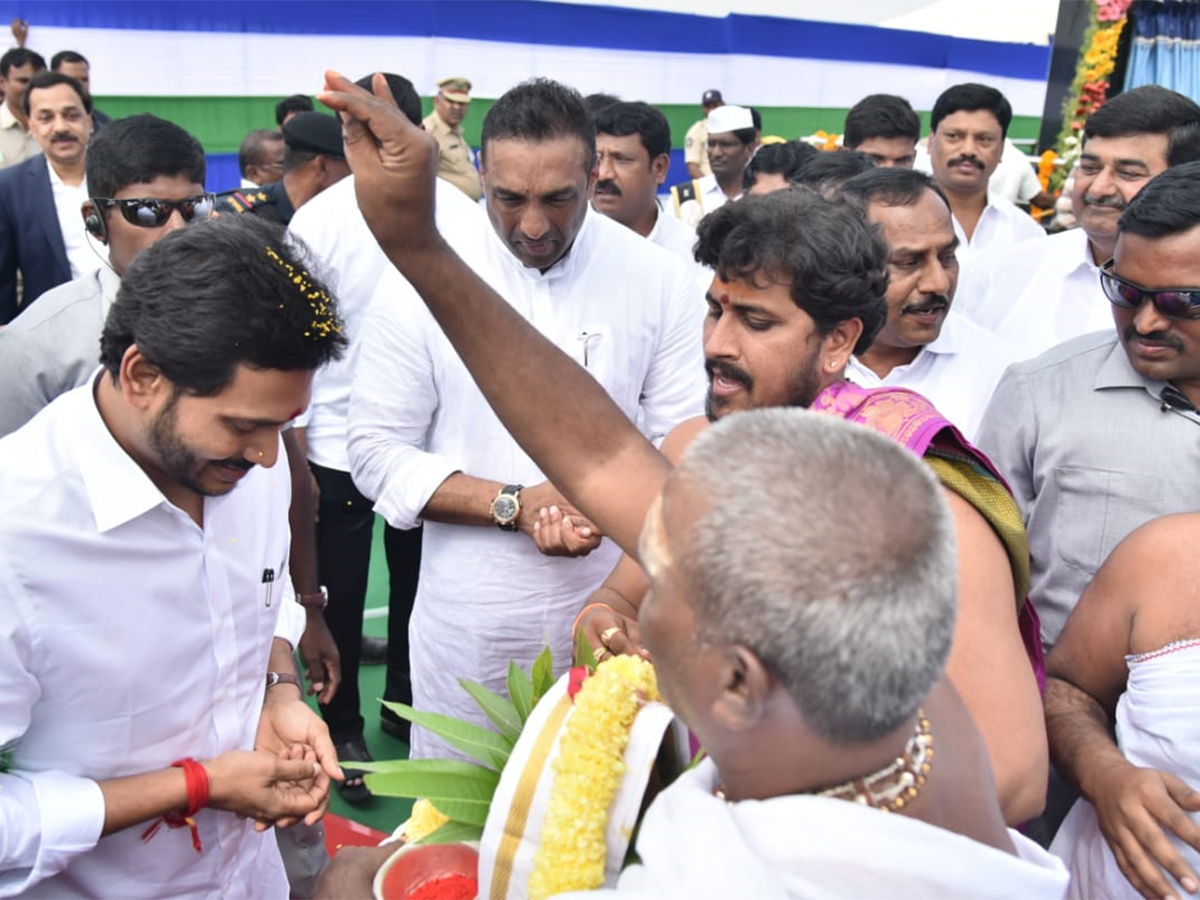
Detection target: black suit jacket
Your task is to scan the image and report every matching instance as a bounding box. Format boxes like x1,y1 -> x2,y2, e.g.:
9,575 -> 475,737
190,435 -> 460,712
0,154 -> 73,324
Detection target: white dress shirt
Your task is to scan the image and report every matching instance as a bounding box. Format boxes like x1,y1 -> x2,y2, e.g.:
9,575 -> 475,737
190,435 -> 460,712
46,164 -> 96,281
951,193 -> 1046,325
648,202 -> 697,261
0,379 -> 304,899
845,310 -> 1016,441
981,227 -> 1112,362
288,176 -> 486,472
348,207 -> 706,759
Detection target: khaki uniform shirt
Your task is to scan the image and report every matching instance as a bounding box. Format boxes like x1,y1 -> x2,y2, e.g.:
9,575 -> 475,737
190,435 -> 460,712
423,110 -> 482,201
0,104 -> 40,170
684,118 -> 711,177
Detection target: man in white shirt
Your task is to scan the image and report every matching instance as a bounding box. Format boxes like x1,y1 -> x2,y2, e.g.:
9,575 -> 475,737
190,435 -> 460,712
670,104 -> 755,228
977,85 -> 1200,358
0,47 -> 43,170
347,78 -> 706,759
0,214 -> 345,898
0,71 -> 95,323
927,83 -> 1045,324
591,100 -> 696,263
841,168 -> 1014,440
288,71 -> 487,794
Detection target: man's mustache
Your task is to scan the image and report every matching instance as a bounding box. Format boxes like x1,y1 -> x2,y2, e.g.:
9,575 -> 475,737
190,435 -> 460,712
901,294 -> 950,316
947,155 -> 983,170
705,359 -> 752,388
1124,322 -> 1184,351
594,179 -> 622,197
1082,192 -> 1125,210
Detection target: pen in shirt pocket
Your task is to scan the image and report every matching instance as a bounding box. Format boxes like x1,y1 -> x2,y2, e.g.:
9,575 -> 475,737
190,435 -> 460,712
579,331 -> 598,368
262,567 -> 275,608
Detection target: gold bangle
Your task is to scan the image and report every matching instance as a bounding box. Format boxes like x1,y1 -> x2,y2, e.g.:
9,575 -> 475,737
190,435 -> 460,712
571,602 -> 616,643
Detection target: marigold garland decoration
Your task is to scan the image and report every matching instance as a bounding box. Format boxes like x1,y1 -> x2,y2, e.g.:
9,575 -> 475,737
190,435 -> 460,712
527,655 -> 661,900
1052,0 -> 1131,191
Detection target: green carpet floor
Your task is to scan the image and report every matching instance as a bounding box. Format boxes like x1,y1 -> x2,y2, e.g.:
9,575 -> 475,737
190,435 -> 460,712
303,516 -> 414,835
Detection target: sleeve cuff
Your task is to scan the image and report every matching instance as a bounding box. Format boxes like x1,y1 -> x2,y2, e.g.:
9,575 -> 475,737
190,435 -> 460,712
0,769 -> 105,895
372,453 -> 461,531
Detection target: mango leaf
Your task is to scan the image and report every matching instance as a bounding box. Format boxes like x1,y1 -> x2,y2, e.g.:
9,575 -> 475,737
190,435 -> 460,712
361,759 -> 499,819
530,645 -> 555,704
507,660 -> 534,724
574,628 -> 598,672
380,701 -> 512,769
416,819 -> 485,846
457,678 -> 522,743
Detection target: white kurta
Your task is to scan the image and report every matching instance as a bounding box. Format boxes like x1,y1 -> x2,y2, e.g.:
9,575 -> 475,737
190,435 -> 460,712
845,310 -> 1017,441
952,193 -> 1046,326
557,758 -> 1069,899
981,227 -> 1112,362
288,175 -> 487,471
348,208 -> 706,759
0,379 -> 304,899
1051,640 -> 1200,899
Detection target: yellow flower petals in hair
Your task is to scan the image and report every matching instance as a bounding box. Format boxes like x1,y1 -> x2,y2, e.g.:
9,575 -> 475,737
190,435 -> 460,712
263,244 -> 343,341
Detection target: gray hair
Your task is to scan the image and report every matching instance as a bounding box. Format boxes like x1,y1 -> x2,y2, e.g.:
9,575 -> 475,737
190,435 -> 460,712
673,410 -> 957,744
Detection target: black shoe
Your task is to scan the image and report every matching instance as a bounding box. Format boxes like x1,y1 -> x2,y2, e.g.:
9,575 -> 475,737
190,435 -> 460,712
380,707 -> 411,743
333,735 -> 373,805
360,635 -> 388,666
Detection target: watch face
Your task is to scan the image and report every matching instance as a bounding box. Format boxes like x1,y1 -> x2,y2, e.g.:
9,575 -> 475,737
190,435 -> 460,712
493,495 -> 519,523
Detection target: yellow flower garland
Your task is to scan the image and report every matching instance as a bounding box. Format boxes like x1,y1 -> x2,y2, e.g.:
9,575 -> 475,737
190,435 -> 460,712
527,656 -> 661,899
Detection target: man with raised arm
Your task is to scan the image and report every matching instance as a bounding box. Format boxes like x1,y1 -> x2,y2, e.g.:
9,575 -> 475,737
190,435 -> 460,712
347,78 -> 704,760
314,72 -> 1067,899
324,74 -> 1045,828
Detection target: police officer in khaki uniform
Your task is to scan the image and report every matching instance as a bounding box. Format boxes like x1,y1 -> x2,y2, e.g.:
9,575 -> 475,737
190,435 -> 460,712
423,76 -> 482,201
684,88 -> 723,179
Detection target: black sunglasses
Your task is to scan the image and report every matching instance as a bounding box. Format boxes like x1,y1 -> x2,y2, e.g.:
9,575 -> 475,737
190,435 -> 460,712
1100,258 -> 1200,321
92,194 -> 216,228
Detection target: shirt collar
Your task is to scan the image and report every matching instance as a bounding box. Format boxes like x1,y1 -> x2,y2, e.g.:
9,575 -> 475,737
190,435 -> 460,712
0,102 -> 21,132
73,373 -> 172,533
45,160 -> 85,192
1093,337 -> 1172,401
921,310 -> 968,356
97,264 -> 122,319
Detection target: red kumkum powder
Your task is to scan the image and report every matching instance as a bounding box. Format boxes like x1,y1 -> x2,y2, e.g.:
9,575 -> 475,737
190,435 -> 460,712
406,874 -> 478,900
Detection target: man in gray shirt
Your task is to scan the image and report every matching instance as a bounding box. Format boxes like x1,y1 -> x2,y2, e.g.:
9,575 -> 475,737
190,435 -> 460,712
978,161 -> 1200,650
0,114 -> 210,436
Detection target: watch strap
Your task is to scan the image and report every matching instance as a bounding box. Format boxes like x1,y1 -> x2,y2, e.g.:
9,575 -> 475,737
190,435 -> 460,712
266,672 -> 302,690
297,586 -> 328,610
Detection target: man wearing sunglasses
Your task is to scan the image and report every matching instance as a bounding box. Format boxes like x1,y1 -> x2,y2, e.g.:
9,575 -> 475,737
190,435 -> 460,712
980,160 -> 1200,659
0,114 -> 210,437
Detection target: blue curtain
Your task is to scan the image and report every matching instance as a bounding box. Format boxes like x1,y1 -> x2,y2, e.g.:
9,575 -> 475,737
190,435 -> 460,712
1126,0 -> 1200,100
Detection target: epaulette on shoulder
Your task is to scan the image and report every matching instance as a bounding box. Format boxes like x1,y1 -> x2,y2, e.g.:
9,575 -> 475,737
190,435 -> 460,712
216,189 -> 269,215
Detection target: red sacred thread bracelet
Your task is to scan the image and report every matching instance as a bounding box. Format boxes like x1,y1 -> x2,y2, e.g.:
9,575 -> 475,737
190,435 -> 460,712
140,758 -> 210,853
